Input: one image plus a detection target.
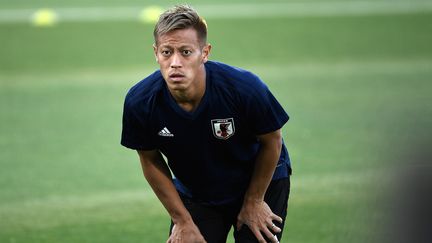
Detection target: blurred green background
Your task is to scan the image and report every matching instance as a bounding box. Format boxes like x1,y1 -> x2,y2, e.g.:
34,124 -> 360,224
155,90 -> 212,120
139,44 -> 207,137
1,0 -> 431,242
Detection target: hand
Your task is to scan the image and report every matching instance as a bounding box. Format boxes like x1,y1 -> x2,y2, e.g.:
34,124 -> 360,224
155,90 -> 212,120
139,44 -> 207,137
167,221 -> 207,243
236,200 -> 283,243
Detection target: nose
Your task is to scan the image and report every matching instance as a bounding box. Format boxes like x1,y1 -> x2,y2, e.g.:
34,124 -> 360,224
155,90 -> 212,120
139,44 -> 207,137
170,53 -> 182,68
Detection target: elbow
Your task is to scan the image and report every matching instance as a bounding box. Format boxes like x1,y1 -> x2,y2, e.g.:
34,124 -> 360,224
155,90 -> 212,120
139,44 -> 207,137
274,130 -> 283,152
259,129 -> 283,152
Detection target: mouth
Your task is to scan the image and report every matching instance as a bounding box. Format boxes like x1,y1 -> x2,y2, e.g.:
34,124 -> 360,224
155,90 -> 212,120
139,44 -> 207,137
169,73 -> 185,82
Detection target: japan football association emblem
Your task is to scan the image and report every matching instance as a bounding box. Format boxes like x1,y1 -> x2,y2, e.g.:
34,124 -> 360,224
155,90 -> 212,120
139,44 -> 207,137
211,118 -> 235,139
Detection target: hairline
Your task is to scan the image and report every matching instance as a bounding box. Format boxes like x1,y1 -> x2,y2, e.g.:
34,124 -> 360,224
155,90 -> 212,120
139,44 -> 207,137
154,27 -> 207,48
153,5 -> 207,48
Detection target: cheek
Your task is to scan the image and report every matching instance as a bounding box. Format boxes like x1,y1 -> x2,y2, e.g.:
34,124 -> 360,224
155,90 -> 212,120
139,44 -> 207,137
158,63 -> 169,75
158,60 -> 170,69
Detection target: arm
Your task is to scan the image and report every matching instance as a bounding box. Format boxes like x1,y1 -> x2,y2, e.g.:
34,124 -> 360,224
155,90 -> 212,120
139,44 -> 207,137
236,129 -> 284,243
137,150 -> 206,243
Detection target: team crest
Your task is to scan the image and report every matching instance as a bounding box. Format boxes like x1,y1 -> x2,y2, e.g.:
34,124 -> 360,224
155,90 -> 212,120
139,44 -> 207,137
211,118 -> 235,139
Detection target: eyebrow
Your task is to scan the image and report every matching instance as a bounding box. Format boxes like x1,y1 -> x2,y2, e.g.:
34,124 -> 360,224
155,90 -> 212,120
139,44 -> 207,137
159,44 -> 194,49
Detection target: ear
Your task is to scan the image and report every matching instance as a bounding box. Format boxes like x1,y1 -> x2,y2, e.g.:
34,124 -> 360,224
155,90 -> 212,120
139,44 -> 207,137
202,43 -> 212,63
153,43 -> 158,62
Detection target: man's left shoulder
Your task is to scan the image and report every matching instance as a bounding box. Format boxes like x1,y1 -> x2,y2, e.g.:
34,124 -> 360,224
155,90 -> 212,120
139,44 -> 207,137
207,61 -> 267,92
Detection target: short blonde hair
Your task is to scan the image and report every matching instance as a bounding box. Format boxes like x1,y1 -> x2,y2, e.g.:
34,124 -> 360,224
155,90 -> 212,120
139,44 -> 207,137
153,5 -> 207,46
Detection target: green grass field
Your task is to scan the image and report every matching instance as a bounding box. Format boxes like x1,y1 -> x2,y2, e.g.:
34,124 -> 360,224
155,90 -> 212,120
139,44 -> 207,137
1,0 -> 432,242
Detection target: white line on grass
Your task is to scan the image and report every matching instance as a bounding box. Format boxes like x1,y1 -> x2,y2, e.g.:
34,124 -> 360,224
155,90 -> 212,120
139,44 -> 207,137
0,189 -> 160,230
0,189 -> 155,212
0,1 -> 432,23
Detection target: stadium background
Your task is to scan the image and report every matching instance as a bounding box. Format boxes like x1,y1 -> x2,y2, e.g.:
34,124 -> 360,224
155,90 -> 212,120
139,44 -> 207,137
1,0 -> 431,242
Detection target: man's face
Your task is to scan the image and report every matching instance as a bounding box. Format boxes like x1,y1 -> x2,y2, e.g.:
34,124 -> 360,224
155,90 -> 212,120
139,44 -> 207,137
154,28 -> 211,92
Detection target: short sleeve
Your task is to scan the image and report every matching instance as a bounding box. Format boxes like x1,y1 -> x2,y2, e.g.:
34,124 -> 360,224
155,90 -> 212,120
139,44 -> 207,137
244,80 -> 289,135
120,97 -> 156,150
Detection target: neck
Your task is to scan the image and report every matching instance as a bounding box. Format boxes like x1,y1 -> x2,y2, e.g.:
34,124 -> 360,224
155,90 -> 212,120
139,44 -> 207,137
169,68 -> 206,112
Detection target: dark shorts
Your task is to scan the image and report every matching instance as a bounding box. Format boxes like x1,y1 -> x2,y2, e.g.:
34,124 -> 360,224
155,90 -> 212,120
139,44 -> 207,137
170,177 -> 291,243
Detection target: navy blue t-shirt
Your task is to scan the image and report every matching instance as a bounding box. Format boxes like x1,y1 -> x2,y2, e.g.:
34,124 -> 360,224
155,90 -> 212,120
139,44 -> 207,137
121,61 -> 290,205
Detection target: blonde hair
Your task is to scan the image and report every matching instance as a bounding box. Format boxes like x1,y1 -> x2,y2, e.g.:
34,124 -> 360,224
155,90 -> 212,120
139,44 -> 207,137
153,5 -> 207,46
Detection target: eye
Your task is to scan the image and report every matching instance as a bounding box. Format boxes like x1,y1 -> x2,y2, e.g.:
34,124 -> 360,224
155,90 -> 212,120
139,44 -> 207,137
182,50 -> 192,56
161,50 -> 171,56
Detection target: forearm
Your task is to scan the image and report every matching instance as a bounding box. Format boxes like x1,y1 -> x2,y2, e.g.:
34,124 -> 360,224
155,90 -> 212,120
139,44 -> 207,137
138,150 -> 193,224
236,130 -> 284,242
138,150 -> 205,242
244,130 -> 282,202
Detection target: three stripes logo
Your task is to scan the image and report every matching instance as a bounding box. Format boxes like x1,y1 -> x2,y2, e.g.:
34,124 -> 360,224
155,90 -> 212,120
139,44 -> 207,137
158,127 -> 174,137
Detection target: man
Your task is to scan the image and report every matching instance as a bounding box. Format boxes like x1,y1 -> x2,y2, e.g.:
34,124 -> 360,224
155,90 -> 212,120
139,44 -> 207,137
121,5 -> 292,243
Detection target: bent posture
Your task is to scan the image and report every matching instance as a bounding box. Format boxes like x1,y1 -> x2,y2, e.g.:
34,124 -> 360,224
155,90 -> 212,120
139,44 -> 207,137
121,5 -> 292,243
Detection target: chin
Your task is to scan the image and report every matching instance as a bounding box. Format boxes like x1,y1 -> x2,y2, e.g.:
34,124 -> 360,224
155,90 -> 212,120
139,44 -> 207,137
168,83 -> 188,92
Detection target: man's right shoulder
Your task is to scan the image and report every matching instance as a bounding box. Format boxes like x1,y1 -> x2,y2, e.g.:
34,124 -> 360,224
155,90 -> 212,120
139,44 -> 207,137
124,70 -> 164,109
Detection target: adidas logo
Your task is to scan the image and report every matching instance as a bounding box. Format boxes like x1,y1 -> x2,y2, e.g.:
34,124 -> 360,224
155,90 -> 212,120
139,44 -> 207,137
158,127 -> 174,137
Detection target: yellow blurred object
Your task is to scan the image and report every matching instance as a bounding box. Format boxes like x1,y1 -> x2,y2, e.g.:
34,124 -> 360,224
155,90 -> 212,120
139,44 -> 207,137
31,8 -> 58,27
140,6 -> 163,24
